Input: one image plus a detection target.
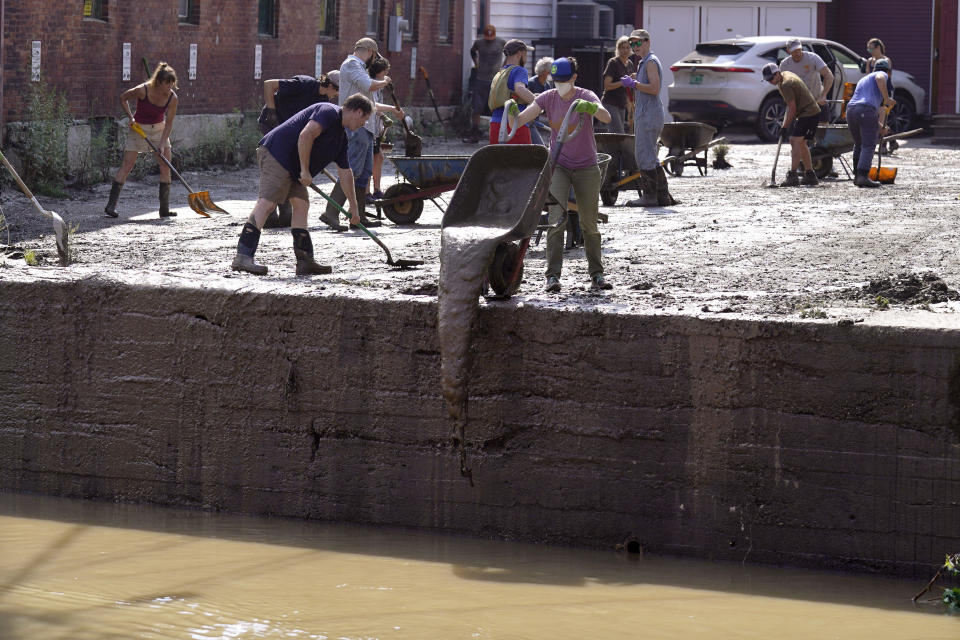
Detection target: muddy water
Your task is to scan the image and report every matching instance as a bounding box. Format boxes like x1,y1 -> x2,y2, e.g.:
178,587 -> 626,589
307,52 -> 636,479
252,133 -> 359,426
2,493 -> 955,639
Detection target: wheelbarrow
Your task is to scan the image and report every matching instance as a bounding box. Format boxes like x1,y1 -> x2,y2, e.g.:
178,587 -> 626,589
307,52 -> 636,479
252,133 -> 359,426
659,122 -> 717,177
811,124 -> 924,180
374,155 -> 469,225
595,133 -> 641,205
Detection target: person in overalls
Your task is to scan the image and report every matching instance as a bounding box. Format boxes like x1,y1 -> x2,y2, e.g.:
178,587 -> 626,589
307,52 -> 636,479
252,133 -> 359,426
620,30 -> 677,207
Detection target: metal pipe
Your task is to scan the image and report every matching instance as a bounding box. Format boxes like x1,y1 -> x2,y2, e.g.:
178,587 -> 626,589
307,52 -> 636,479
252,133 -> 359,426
1,0 -> 6,139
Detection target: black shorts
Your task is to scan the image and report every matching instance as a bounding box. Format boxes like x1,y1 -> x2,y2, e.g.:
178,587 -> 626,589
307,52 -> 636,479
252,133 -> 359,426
790,114 -> 820,141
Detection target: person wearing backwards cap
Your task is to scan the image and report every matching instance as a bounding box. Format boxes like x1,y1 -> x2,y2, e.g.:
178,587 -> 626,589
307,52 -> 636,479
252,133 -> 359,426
323,38 -> 404,231
778,38 -> 833,122
762,62 -> 821,186
256,70 -> 341,228
465,25 -> 506,143
508,57 -> 614,292
845,57 -> 895,188
620,29 -> 678,206
487,39 -> 536,144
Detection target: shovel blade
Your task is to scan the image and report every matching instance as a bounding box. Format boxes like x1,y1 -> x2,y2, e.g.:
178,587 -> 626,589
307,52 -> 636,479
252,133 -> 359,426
197,191 -> 230,214
187,193 -> 212,217
49,210 -> 70,265
389,258 -> 424,269
869,167 -> 897,184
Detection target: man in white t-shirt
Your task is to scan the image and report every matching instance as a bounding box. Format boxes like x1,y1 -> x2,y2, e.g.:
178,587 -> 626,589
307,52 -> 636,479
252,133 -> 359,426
779,38 -> 834,121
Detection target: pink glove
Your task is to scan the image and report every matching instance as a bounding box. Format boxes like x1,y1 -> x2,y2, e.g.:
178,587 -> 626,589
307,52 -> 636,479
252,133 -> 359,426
620,75 -> 637,89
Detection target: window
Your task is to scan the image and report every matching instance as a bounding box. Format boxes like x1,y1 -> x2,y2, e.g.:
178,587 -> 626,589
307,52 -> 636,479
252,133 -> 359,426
259,0 -> 277,37
366,0 -> 380,36
179,0 -> 199,25
829,45 -> 861,70
83,0 -> 107,20
319,0 -> 336,38
402,0 -> 417,41
438,0 -> 453,43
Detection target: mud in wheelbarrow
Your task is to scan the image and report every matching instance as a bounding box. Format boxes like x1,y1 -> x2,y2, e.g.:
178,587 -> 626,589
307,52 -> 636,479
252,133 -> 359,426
376,154 -> 469,225
659,122 -> 717,177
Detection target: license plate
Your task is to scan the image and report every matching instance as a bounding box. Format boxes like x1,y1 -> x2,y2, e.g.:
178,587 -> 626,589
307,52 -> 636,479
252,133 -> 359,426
689,73 -> 703,84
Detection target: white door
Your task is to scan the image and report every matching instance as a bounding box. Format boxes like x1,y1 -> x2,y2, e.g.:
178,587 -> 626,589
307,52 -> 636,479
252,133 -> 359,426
761,6 -> 815,38
644,4 -> 699,119
701,5 -> 757,41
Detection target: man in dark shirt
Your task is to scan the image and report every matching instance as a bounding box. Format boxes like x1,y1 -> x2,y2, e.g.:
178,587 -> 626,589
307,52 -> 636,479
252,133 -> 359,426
230,94 -> 373,276
465,24 -> 505,142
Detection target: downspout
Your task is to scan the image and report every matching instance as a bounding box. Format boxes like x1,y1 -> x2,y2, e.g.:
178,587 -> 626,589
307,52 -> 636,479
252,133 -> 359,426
956,0 -> 959,112
462,0 -> 475,96
1,0 -> 6,141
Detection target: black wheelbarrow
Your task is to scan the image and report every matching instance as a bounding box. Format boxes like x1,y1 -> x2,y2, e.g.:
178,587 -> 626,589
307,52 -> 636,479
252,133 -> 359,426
595,133 -> 641,205
659,122 -> 717,176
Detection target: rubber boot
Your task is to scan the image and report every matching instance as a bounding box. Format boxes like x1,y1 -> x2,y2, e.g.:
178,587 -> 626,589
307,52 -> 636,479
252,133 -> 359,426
355,185 -> 382,227
854,169 -> 881,188
780,170 -> 800,187
104,181 -> 123,218
231,222 -> 268,275
158,182 -> 175,217
626,170 -> 658,207
656,166 -> 679,206
321,181 -> 348,231
800,170 -> 819,186
292,228 -> 333,275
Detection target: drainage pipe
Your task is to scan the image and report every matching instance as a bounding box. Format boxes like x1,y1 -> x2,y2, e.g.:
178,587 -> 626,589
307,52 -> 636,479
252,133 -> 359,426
1,0 -> 5,139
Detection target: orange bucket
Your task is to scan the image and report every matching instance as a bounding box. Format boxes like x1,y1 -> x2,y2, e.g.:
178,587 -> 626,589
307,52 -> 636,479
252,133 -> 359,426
868,166 -> 898,183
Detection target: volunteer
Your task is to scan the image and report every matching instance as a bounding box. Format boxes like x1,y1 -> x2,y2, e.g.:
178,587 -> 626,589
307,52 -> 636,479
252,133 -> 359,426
778,38 -> 833,121
600,36 -> 635,134
487,39 -> 536,145
761,63 -> 821,187
464,24 -> 505,143
845,58 -> 895,188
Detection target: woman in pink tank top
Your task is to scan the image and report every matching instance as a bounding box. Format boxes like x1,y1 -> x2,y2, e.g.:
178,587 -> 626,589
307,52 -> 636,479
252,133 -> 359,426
104,62 -> 179,219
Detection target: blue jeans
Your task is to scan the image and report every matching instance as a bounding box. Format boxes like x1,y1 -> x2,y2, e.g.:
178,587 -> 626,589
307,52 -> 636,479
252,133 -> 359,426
346,128 -> 375,189
846,103 -> 880,172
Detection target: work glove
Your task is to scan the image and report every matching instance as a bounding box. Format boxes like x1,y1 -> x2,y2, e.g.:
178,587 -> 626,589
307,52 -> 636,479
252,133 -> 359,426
573,100 -> 599,115
258,106 -> 278,135
779,126 -> 791,142
507,102 -> 520,118
620,75 -> 637,89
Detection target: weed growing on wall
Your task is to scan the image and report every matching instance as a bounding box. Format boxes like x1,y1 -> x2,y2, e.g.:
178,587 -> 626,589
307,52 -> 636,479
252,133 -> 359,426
19,76 -> 71,197
75,117 -> 122,187
178,112 -> 261,170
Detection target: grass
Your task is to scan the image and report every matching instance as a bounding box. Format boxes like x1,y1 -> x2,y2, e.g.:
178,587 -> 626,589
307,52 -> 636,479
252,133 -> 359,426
23,249 -> 38,266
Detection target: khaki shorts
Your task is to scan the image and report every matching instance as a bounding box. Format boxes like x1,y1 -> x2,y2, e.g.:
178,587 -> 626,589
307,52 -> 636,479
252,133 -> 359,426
257,146 -> 308,205
124,121 -> 171,153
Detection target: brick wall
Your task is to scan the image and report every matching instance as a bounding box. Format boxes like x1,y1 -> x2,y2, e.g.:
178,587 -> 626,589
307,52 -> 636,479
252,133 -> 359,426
1,0 -> 465,123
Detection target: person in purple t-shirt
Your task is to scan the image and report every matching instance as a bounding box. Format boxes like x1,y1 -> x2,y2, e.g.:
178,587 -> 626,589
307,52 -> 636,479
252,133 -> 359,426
508,57 -> 614,292
230,95 -> 372,276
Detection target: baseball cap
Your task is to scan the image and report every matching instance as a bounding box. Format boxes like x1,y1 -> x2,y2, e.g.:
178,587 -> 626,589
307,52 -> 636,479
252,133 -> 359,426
550,57 -> 575,82
786,38 -> 802,52
761,62 -> 779,81
502,39 -> 531,56
483,24 -> 496,40
355,37 -> 378,52
629,29 -> 651,42
326,70 -> 340,88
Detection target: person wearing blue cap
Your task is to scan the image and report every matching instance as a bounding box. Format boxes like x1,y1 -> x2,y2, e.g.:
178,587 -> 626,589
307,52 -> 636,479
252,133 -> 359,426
508,57 -> 615,291
845,57 -> 895,188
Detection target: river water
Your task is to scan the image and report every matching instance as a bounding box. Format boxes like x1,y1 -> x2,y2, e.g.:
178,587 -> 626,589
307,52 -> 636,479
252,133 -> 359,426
1,492 -> 955,639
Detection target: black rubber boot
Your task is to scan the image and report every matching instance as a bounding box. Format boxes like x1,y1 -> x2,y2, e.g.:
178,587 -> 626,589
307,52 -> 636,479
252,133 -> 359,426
800,170 -> 819,186
292,228 -> 332,275
158,182 -> 175,217
355,184 -> 382,228
231,222 -> 268,275
321,182 -> 348,231
626,170 -> 658,207
104,181 -> 123,218
780,170 -> 800,187
854,169 -> 881,188
656,166 -> 679,205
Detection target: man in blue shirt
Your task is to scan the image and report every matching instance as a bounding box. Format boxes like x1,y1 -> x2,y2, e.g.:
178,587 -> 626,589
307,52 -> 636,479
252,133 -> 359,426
488,39 -> 536,144
230,95 -> 373,276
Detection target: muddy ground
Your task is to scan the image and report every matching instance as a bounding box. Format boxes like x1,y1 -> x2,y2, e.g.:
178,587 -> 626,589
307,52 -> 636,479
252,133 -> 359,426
2,128 -> 960,326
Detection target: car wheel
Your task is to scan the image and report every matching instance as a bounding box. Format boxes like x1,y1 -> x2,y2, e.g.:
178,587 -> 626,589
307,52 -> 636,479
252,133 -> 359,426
756,95 -> 786,142
888,91 -> 916,134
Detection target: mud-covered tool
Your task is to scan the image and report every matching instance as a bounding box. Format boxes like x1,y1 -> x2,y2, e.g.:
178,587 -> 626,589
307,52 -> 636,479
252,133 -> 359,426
764,136 -> 785,188
0,148 -> 69,265
388,84 -> 422,158
309,183 -> 423,269
419,66 -> 446,132
130,122 -> 228,217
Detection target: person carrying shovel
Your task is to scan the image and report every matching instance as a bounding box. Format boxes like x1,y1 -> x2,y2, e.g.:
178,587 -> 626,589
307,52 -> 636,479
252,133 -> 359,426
761,63 -> 821,187
507,57 -> 614,292
230,94 -> 372,276
846,58 -> 895,189
104,62 -> 179,219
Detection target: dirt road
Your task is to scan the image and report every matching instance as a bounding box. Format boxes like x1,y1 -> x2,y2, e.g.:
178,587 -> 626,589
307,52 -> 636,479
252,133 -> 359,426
2,131 -> 959,324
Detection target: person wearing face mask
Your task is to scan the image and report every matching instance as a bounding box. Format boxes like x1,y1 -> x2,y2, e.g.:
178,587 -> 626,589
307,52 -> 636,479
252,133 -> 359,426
508,57 -> 614,292
620,30 -> 678,207
487,39 -> 537,144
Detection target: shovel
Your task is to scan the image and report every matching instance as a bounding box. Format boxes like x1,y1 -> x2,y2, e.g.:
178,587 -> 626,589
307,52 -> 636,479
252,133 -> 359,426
388,84 -> 422,158
763,136 -> 785,188
308,183 -> 423,269
419,66 -> 447,132
867,127 -> 922,184
0,148 -> 69,265
130,122 -> 229,217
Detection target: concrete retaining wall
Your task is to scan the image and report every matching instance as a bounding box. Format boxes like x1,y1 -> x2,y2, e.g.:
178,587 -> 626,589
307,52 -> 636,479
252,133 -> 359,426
2,279 -> 959,577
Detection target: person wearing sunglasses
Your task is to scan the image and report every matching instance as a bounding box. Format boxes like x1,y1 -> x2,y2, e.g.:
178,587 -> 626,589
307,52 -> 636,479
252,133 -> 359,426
861,38 -> 892,75
620,29 -> 678,206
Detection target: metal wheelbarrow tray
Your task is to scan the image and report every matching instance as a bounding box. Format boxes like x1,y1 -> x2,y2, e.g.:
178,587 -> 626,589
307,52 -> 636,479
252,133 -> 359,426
377,154 -> 470,225
595,133 -> 641,205
659,122 -> 717,177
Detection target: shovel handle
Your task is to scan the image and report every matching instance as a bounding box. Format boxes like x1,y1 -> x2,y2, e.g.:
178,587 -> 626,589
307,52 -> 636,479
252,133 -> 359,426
0,148 -> 52,219
130,121 -> 197,193
308,183 -> 395,260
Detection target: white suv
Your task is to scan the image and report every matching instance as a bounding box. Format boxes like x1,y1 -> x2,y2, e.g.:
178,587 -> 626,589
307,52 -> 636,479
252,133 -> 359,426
668,35 -> 925,142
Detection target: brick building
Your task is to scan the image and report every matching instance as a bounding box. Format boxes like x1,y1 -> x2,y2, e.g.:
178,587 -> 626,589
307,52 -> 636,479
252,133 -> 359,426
0,1 -> 465,129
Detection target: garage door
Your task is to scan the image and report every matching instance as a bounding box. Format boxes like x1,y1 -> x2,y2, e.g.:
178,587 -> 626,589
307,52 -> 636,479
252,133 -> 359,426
644,4 -> 699,118
701,4 -> 757,41
761,6 -> 814,37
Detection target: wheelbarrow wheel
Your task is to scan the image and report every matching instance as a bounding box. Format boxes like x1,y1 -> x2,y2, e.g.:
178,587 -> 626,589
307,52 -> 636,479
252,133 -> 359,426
600,187 -> 618,206
381,183 -> 424,225
487,242 -> 523,297
666,148 -> 684,177
812,154 -> 834,179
